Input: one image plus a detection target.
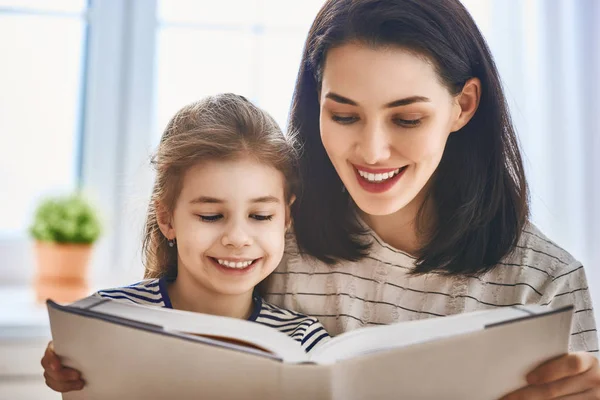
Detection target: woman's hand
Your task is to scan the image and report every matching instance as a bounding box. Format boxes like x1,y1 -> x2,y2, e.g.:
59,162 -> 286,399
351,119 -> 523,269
500,352 -> 600,399
40,341 -> 85,392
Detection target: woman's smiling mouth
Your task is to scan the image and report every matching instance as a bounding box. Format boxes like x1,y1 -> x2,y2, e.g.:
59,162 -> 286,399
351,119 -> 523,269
352,164 -> 408,193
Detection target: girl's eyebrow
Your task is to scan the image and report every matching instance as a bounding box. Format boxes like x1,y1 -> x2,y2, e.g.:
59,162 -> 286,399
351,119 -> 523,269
190,196 -> 223,204
189,196 -> 280,204
250,196 -> 280,204
324,92 -> 430,108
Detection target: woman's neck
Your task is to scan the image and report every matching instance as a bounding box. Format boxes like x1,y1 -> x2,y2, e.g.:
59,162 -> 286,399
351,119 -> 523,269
358,188 -> 435,256
167,269 -> 254,320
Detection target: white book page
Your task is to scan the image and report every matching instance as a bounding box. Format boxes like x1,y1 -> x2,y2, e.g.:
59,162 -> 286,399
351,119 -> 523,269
70,297 -> 309,363
310,305 -> 553,364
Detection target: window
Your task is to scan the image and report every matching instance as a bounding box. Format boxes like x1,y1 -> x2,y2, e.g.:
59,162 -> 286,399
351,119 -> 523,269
0,0 -> 88,237
154,0 -> 326,141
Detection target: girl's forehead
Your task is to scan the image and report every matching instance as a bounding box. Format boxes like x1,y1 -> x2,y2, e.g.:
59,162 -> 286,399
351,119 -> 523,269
178,158 -> 286,204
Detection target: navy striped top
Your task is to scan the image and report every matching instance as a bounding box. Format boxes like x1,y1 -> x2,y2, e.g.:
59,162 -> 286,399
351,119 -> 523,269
96,278 -> 330,353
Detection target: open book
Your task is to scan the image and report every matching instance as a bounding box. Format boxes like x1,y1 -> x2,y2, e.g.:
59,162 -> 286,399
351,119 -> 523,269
47,297 -> 574,400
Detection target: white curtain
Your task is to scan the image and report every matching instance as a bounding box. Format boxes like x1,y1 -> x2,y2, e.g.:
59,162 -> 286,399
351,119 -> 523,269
463,0 -> 600,322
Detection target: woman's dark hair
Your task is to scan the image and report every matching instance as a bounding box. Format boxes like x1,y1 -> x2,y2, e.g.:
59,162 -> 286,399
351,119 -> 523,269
289,0 -> 529,275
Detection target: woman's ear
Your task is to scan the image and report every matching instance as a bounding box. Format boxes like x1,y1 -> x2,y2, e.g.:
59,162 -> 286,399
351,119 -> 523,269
155,201 -> 175,239
451,77 -> 481,132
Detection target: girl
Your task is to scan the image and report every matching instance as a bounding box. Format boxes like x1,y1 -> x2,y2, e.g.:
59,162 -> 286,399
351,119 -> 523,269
262,0 -> 599,399
41,93 -> 329,392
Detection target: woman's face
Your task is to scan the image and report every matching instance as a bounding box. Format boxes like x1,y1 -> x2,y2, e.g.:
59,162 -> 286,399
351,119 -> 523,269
319,42 -> 466,217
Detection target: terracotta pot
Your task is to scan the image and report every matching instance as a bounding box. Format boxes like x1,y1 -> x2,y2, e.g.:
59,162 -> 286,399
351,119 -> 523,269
33,241 -> 92,303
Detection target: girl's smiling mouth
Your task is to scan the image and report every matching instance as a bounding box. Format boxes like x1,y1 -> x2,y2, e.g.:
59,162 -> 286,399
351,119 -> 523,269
208,257 -> 262,273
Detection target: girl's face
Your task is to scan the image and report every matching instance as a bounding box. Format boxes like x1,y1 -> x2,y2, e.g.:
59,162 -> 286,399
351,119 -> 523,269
319,42 -> 472,218
162,157 -> 289,297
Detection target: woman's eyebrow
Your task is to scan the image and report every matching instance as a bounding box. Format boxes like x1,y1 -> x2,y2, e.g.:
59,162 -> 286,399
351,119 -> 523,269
324,92 -> 431,108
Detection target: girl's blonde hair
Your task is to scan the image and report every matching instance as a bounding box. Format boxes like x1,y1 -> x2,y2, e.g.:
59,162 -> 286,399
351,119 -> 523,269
142,93 -> 300,279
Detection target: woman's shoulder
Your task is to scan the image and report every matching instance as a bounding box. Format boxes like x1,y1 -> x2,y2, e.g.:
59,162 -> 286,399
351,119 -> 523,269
94,278 -> 168,307
506,222 -> 581,277
281,223 -> 583,278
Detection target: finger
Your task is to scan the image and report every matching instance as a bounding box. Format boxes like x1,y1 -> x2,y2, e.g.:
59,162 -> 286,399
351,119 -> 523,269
527,353 -> 598,385
47,366 -> 82,382
41,342 -> 82,381
500,367 -> 597,400
44,371 -> 85,393
41,344 -> 61,372
41,352 -> 81,382
558,388 -> 600,399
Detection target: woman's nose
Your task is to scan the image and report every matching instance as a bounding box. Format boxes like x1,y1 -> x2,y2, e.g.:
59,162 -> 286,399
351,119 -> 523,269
356,121 -> 391,164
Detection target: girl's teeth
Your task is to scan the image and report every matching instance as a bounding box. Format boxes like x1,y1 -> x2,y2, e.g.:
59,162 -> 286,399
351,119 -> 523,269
217,259 -> 254,269
358,168 -> 401,183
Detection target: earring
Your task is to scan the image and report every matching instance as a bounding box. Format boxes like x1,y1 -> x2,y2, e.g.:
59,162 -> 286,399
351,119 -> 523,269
168,238 -> 176,248
341,184 -> 346,193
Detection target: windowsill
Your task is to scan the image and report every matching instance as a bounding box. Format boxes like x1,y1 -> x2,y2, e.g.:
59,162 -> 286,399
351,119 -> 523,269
0,286 -> 51,340
0,281 -> 120,340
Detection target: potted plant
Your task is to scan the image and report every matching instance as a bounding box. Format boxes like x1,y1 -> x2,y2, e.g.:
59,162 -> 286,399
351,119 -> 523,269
29,192 -> 102,303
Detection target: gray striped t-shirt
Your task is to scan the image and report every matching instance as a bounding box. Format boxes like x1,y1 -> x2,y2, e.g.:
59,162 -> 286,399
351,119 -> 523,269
264,223 -> 598,354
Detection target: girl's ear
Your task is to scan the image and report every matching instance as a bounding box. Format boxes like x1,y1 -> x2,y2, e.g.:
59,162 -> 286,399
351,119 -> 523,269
155,201 -> 175,239
285,195 -> 296,231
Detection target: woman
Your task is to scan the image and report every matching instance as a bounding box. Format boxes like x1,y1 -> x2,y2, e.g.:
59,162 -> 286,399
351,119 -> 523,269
263,0 -> 599,398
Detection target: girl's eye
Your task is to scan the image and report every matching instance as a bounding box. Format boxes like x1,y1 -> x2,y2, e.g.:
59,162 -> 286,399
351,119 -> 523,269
331,115 -> 359,125
199,214 -> 222,222
251,214 -> 273,221
393,118 -> 422,128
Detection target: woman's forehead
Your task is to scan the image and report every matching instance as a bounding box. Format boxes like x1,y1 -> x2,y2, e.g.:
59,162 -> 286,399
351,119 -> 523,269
320,43 -> 447,105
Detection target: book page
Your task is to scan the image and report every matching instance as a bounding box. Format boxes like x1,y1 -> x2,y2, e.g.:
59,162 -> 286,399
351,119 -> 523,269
310,305 -> 565,364
69,297 -> 309,363
327,308 -> 573,400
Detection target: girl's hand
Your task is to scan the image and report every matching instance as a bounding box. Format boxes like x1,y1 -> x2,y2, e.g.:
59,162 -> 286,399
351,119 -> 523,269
500,352 -> 600,399
41,341 -> 85,392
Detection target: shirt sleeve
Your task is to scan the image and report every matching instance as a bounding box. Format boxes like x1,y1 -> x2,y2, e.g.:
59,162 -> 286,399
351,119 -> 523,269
544,261 -> 599,354
300,318 -> 331,353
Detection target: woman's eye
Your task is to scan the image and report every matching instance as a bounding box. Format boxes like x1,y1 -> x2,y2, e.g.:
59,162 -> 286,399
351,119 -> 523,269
331,115 -> 359,125
251,214 -> 273,221
393,118 -> 422,128
199,214 -> 222,222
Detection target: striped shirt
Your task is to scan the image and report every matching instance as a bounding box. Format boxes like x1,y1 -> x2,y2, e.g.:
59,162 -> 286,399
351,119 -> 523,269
96,278 -> 330,353
264,223 -> 599,354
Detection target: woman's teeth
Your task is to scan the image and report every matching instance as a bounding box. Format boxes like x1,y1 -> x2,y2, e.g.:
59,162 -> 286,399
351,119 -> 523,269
216,259 -> 255,269
358,168 -> 402,183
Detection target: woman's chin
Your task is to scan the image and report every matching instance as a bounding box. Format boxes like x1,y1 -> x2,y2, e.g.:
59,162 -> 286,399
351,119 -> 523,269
350,190 -> 414,217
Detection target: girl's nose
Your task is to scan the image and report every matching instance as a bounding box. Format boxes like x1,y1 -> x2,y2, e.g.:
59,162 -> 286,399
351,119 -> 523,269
221,221 -> 252,248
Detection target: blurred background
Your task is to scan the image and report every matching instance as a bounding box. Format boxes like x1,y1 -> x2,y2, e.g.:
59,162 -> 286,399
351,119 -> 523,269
0,0 -> 598,398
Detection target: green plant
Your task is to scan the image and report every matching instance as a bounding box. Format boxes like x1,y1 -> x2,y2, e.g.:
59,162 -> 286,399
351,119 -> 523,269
29,193 -> 102,244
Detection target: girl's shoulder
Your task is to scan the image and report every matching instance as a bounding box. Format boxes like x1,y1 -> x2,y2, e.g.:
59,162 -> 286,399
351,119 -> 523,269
94,278 -> 170,308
